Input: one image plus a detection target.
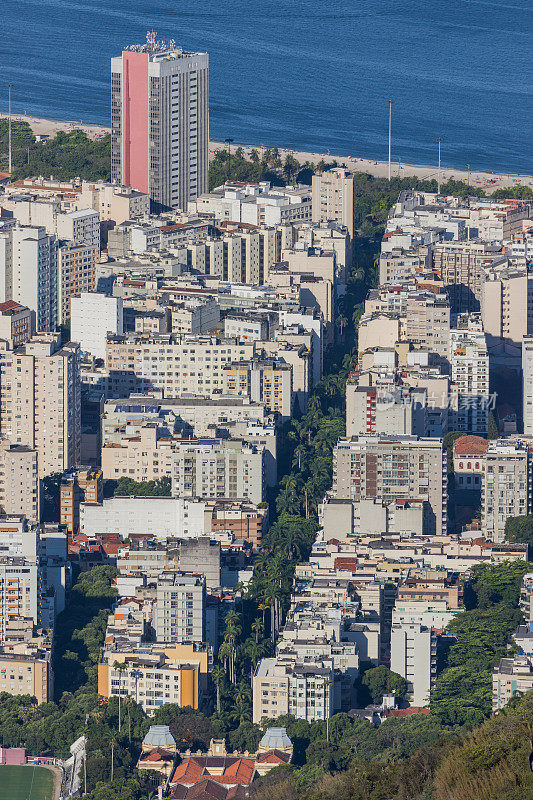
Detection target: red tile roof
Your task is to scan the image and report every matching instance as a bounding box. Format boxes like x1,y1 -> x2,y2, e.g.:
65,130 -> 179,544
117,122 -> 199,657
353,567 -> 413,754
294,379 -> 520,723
453,435 -> 488,456
0,300 -> 23,313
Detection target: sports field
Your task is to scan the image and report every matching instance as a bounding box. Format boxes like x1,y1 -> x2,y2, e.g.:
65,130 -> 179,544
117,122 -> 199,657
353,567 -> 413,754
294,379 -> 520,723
0,765 -> 54,800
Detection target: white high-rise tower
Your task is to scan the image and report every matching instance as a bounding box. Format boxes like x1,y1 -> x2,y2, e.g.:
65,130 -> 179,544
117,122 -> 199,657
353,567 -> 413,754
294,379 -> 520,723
111,32 -> 209,211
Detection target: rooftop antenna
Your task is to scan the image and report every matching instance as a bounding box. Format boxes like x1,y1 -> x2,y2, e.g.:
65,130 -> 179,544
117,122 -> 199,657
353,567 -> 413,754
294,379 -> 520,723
147,30 -> 157,51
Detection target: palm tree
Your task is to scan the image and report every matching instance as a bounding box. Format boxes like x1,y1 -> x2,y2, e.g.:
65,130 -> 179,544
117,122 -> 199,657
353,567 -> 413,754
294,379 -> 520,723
251,618 -> 263,643
293,444 -> 307,471
212,666 -> 225,713
337,315 -> 348,338
113,661 -> 127,732
110,736 -> 117,782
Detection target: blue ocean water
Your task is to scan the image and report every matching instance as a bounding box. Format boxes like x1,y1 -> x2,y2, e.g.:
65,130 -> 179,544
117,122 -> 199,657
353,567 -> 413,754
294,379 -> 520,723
1,0 -> 532,173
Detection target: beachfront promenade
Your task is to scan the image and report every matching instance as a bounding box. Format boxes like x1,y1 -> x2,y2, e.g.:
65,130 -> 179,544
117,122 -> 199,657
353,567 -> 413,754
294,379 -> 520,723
1,111 -> 531,194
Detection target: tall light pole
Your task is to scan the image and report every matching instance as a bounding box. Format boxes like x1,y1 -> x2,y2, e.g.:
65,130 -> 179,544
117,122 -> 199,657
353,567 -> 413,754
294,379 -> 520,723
436,137 -> 443,194
387,100 -> 394,182
7,83 -> 14,175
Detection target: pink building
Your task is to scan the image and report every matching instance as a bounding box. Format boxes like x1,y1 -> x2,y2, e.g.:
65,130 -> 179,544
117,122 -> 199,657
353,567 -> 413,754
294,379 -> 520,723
111,32 -> 209,212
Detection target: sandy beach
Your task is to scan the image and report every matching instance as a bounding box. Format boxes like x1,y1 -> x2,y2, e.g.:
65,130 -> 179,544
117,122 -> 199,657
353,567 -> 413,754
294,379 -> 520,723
2,111 -> 531,194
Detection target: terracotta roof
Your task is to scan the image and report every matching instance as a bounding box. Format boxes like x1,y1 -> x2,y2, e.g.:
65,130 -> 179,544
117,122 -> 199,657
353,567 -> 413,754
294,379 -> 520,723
140,747 -> 175,762
384,707 -> 430,717
0,300 -> 24,313
256,750 -> 290,764
172,758 -> 205,783
453,435 -> 488,456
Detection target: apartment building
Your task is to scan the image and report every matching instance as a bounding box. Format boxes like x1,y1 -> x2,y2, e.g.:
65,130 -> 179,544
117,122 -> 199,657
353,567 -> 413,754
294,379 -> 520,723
390,623 -> 436,707
481,266 -> 533,349
111,35 -> 209,211
332,436 -> 447,535
171,438 -> 264,504
432,240 -> 501,313
0,302 -> 33,346
105,334 -> 255,398
193,182 -> 311,227
170,299 -> 220,335
71,292 -> 124,362
57,242 -> 97,325
154,572 -> 206,645
253,658 -> 334,723
77,182 -> 150,225
209,501 -> 269,550
522,337 -> 533,436
80,496 -> 208,540
0,559 -> 40,642
0,620 -> 52,704
345,383 -> 428,438
223,358 -> 293,420
492,654 -> 533,711
0,445 -> 40,522
0,224 -> 58,332
102,424 -> 178,482
98,643 -> 207,714
60,467 -> 103,535
0,334 -> 81,478
449,319 -> 489,436
520,573 -> 533,623
102,394 -> 270,441
482,440 -> 532,543
311,169 -> 354,238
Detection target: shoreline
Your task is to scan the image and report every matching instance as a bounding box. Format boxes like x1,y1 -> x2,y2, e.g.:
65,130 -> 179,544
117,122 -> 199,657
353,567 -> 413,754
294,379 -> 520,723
1,111 -> 532,194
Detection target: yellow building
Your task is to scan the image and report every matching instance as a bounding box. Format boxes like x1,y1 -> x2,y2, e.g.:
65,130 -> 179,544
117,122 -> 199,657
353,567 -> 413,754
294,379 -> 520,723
98,643 -> 208,715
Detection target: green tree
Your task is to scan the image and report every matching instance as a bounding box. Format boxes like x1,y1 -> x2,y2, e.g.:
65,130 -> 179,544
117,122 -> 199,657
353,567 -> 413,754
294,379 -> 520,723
504,514 -> 533,546
361,665 -> 408,705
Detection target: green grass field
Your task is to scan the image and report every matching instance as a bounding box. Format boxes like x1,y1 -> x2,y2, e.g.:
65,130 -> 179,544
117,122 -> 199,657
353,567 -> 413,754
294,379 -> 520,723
0,765 -> 54,800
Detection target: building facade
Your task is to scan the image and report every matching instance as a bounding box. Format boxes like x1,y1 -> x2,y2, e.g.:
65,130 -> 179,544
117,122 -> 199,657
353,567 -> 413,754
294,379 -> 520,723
111,34 -> 209,211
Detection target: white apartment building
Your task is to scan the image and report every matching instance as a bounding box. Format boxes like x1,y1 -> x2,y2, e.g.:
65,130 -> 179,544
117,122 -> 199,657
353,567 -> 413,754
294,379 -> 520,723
111,36 -> 209,211
311,169 -> 354,238
193,182 -> 311,227
345,383 -> 428,438
170,299 -> 220,335
253,658 -> 334,724
154,572 -> 205,644
332,436 -> 447,535
520,573 -> 533,623
449,320 -> 489,436
79,496 -> 207,540
0,334 -> 81,478
0,225 -> 58,332
0,559 -> 40,643
522,337 -> 533,435
482,440 -> 532,543
392,599 -> 458,630
0,446 -> 40,522
224,314 -> 269,342
105,334 -> 256,398
493,655 -> 533,711
102,395 -> 270,440
390,623 -> 436,707
71,292 -> 124,362
77,182 -> 150,224
171,439 -> 264,504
